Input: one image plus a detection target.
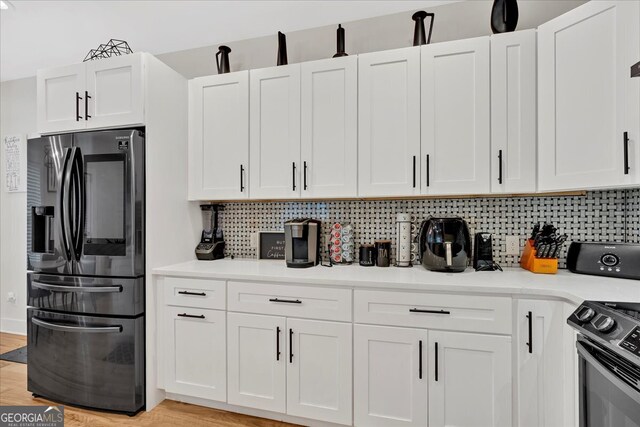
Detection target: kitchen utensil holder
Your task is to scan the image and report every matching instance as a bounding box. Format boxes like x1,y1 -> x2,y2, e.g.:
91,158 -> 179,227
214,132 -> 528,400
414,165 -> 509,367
520,239 -> 558,274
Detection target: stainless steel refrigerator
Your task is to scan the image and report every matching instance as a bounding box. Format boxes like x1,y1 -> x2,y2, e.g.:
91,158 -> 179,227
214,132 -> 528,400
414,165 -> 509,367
26,128 -> 145,414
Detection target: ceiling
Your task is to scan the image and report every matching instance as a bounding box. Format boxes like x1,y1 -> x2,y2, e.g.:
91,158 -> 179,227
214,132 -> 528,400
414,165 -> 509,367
0,0 -> 458,82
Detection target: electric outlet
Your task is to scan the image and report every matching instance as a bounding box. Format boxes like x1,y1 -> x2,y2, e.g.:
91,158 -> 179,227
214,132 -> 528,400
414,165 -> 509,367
505,236 -> 520,256
7,292 -> 16,304
250,232 -> 258,248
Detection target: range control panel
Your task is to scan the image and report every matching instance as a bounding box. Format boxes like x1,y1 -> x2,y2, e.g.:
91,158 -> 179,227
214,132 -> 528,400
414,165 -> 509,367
620,326 -> 640,357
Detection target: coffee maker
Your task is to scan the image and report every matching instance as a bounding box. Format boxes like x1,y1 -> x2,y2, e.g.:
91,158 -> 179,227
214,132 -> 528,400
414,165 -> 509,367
195,204 -> 225,260
284,219 -> 321,268
418,216 -> 471,272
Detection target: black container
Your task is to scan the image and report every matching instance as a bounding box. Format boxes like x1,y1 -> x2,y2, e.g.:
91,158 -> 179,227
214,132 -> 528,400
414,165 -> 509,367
375,240 -> 391,267
412,11 -> 435,46
418,217 -> 471,272
333,24 -> 348,58
277,31 -> 288,66
359,244 -> 376,267
215,45 -> 231,74
490,0 -> 519,34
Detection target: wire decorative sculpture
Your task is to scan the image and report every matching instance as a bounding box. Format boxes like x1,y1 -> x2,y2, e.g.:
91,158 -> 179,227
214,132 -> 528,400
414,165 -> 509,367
83,39 -> 133,62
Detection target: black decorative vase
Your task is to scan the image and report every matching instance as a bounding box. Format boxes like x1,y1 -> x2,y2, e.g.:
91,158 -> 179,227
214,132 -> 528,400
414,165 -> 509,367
412,11 -> 435,46
215,45 -> 231,74
277,31 -> 288,66
333,24 -> 348,58
491,0 -> 519,34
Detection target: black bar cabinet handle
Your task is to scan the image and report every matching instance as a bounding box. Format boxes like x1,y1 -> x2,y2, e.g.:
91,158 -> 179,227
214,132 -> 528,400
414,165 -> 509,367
269,298 -> 302,304
435,341 -> 439,381
178,291 -> 207,296
624,132 -> 630,175
75,92 -> 82,121
84,91 -> 91,120
276,326 -> 281,361
498,149 -> 503,184
292,162 -> 296,191
419,340 -> 423,379
426,154 -> 430,187
526,311 -> 533,353
409,308 -> 450,315
240,164 -> 245,192
289,328 -> 294,363
177,313 -> 205,319
412,156 -> 416,188
303,161 -> 308,190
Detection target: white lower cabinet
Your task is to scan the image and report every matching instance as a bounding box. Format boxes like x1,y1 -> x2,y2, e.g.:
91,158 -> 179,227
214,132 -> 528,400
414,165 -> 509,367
354,325 -> 428,427
428,330 -> 512,427
516,299 -> 570,427
227,312 -> 352,425
164,306 -> 226,401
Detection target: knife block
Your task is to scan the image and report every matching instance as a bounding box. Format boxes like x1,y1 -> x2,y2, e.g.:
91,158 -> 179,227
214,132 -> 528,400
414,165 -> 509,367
520,239 -> 558,274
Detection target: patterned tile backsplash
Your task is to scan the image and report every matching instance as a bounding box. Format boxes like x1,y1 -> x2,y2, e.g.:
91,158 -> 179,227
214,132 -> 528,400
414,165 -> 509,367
218,188 -> 640,268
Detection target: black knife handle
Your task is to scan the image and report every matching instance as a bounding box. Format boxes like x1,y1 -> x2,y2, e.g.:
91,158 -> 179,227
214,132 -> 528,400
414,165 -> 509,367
177,313 -> 205,319
624,132 -> 630,175
498,149 -> 503,184
84,91 -> 91,120
526,311 -> 533,353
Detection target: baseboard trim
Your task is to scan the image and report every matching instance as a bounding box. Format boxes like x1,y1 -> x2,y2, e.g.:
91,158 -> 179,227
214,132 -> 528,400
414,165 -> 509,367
1,318 -> 27,335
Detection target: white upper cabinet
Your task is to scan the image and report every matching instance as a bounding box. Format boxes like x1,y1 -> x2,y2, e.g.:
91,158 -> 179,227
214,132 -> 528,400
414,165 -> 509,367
188,71 -> 249,200
250,64 -> 301,199
37,63 -> 87,134
301,56 -> 358,198
84,53 -> 144,129
421,36 -> 491,195
37,53 -> 145,134
491,30 -> 537,193
358,47 -> 421,197
538,1 -> 640,191
428,330 -> 512,427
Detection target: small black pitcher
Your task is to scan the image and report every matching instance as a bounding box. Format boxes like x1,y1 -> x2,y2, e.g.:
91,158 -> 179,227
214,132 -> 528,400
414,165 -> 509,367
491,0 -> 519,33
216,45 -> 231,74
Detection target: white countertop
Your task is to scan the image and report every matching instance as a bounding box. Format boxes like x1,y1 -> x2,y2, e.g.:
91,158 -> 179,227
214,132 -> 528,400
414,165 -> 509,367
153,259 -> 640,305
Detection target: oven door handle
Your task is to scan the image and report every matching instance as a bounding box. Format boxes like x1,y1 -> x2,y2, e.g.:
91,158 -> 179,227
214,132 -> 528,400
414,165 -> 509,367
32,317 -> 123,334
577,340 -> 640,404
32,281 -> 123,293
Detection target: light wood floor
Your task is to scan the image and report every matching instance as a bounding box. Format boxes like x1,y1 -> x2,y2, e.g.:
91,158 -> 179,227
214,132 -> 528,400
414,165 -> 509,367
0,333 -> 300,427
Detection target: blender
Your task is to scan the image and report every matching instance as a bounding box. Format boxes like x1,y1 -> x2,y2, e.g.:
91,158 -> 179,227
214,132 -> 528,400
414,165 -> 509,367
195,204 -> 225,260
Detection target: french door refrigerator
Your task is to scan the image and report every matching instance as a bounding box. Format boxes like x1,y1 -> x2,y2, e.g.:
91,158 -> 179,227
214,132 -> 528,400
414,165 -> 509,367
26,128 -> 145,414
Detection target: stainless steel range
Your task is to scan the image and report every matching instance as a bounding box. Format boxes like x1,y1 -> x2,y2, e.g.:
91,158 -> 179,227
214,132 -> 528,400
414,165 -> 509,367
567,301 -> 640,427
26,128 -> 145,414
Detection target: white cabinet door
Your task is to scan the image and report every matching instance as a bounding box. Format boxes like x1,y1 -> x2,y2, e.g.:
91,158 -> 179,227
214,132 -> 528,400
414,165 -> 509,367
421,37 -> 491,195
358,47 -> 421,197
189,71 -> 249,200
516,300 -> 567,427
227,313 -> 286,413
301,56 -> 358,198
354,325 -> 428,427
428,330 -> 511,427
250,64 -> 301,199
37,63 -> 86,134
164,306 -> 226,401
84,53 -> 144,129
538,1 -> 640,190
491,30 -> 537,193
287,318 -> 352,425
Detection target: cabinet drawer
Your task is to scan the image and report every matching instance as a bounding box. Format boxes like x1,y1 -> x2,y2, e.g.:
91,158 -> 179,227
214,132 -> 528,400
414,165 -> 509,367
164,277 -> 226,310
354,290 -> 512,334
228,281 -> 352,322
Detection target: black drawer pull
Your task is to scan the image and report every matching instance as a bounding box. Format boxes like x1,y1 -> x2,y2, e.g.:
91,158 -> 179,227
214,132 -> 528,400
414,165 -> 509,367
624,132 -> 630,175
409,308 -> 450,315
240,164 -> 245,192
177,313 -> 205,319
435,341 -> 439,381
292,162 -> 297,191
178,291 -> 207,296
419,340 -> 423,379
276,326 -> 281,361
412,155 -> 416,188
289,328 -> 294,363
269,298 -> 302,304
426,154 -> 430,187
498,149 -> 503,184
526,311 -> 533,353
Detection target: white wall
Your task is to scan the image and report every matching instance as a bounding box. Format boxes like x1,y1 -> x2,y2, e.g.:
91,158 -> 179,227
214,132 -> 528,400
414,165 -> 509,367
0,76 -> 36,334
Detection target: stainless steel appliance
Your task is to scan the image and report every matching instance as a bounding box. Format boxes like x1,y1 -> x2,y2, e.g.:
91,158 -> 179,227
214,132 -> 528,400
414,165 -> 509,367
26,129 -> 145,414
195,204 -> 225,260
567,242 -> 640,280
284,218 -> 320,268
418,216 -> 471,272
567,301 -> 640,427
396,213 -> 413,267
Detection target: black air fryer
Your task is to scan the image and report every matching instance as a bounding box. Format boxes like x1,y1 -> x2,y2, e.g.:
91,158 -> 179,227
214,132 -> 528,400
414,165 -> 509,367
418,217 -> 471,272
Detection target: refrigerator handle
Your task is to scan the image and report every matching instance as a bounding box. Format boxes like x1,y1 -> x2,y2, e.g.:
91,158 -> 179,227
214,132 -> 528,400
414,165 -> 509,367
70,147 -> 85,261
58,148 -> 74,261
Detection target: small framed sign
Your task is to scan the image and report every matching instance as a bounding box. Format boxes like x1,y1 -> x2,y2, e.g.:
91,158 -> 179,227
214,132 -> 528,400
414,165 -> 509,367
257,231 -> 286,260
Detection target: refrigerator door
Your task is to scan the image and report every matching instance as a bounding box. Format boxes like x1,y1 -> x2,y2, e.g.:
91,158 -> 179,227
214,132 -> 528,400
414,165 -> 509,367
27,135 -> 74,275
73,129 -> 145,277
27,308 -> 145,413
